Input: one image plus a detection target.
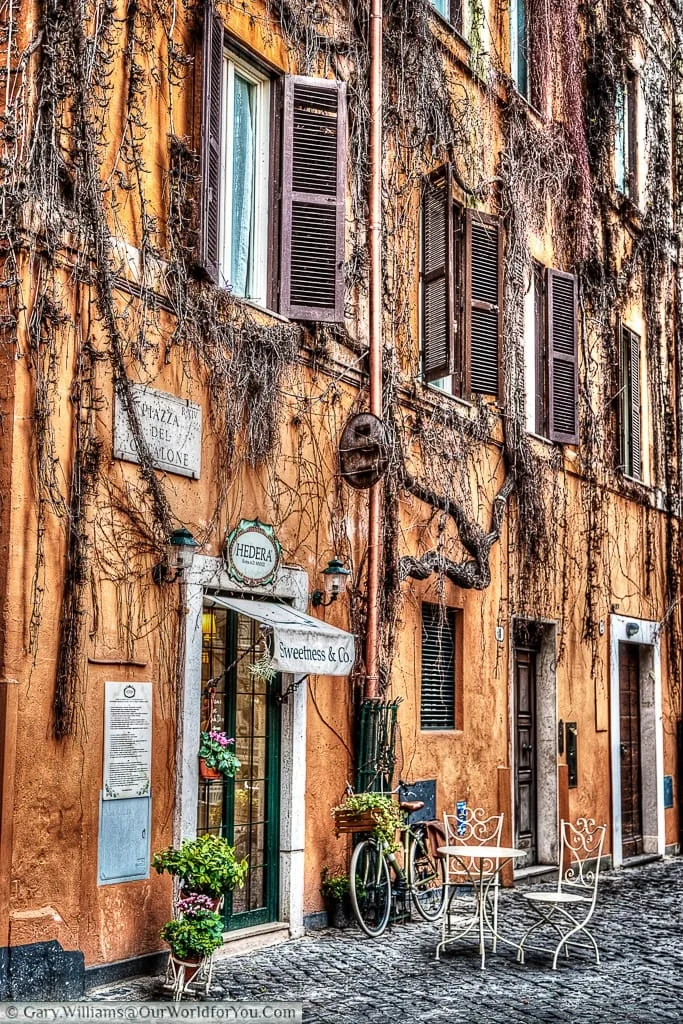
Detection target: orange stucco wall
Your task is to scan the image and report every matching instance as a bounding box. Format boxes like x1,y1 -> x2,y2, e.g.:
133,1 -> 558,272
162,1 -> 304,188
0,0 -> 679,976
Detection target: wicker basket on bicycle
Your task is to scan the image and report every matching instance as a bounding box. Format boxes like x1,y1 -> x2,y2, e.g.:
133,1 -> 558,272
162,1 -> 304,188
333,807 -> 382,837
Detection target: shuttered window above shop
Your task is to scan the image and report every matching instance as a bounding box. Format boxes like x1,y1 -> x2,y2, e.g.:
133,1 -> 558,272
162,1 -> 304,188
199,6 -> 347,321
420,603 -> 458,731
617,323 -> 642,480
421,166 -> 502,401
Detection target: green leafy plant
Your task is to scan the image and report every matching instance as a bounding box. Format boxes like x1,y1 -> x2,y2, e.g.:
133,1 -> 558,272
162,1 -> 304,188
152,835 -> 248,898
332,792 -> 405,851
198,731 -> 241,778
161,909 -> 224,961
320,867 -> 350,902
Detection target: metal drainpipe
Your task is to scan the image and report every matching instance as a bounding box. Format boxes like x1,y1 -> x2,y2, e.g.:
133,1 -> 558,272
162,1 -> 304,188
364,0 -> 383,701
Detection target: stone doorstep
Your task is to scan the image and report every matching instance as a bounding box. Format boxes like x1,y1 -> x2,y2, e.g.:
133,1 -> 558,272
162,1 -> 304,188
620,852 -> 662,869
214,923 -> 291,960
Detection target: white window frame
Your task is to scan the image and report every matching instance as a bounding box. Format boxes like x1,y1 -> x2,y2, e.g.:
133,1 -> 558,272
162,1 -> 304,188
220,52 -> 270,305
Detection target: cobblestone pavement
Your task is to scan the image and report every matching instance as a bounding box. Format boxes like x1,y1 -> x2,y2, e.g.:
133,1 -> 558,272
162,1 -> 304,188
92,858 -> 683,1023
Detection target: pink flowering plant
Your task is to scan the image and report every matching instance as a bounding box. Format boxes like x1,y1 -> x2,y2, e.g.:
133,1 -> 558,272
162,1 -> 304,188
198,730 -> 241,778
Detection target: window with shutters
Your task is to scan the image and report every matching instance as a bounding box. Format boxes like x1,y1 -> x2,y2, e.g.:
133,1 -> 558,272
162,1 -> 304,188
429,0 -> 463,32
420,604 -> 459,731
522,261 -> 549,436
615,74 -> 638,201
219,52 -> 270,303
199,10 -> 347,322
509,0 -> 529,99
421,166 -> 502,401
618,325 -> 642,479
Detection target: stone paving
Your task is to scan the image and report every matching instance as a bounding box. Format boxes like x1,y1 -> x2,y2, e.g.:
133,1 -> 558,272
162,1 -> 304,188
92,858 -> 683,1023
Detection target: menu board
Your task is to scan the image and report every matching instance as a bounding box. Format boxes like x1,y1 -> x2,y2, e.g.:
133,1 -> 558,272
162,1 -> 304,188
103,682 -> 152,800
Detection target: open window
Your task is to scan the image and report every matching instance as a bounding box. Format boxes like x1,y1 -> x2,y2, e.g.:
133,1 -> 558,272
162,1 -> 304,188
421,165 -> 502,400
615,73 -> 638,201
199,6 -> 347,321
523,264 -> 578,444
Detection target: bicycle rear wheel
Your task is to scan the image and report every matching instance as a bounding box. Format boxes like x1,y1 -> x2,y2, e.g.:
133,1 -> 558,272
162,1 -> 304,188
410,834 -> 446,921
350,838 -> 392,937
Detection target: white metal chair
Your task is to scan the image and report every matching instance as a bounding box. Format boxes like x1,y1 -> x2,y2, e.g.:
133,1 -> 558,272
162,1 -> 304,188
517,817 -> 606,969
440,807 -> 505,955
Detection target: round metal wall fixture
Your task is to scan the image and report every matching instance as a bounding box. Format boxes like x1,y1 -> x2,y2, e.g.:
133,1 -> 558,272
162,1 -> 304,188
338,412 -> 389,489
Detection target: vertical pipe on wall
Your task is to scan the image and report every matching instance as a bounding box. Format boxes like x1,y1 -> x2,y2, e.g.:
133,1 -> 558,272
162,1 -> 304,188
364,0 -> 383,701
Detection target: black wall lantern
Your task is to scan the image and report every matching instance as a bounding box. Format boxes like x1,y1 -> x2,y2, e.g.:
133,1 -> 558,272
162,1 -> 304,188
311,556 -> 351,607
152,527 -> 199,584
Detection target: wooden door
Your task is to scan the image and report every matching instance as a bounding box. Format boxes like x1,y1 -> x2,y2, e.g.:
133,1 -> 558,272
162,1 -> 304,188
619,642 -> 643,859
514,647 -> 537,867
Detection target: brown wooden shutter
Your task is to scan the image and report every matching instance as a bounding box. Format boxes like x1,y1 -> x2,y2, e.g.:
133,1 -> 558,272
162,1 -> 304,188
421,603 -> 456,730
199,4 -> 223,283
630,328 -> 641,478
422,165 -> 455,382
280,76 -> 346,322
547,268 -> 578,444
450,0 -> 463,33
620,324 -> 641,479
466,211 -> 502,398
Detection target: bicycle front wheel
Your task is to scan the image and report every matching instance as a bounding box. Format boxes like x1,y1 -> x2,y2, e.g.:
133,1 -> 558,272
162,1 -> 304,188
410,834 -> 446,921
350,838 -> 392,937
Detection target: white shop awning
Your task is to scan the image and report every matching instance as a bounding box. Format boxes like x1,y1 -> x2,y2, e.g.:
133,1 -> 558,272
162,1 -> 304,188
205,595 -> 355,677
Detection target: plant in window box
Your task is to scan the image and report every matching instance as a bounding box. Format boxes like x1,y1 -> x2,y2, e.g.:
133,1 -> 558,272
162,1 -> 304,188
152,834 -> 248,901
198,730 -> 241,781
320,867 -> 352,929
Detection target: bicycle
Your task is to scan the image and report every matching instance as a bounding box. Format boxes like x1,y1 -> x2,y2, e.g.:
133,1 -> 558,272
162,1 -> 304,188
342,784 -> 446,937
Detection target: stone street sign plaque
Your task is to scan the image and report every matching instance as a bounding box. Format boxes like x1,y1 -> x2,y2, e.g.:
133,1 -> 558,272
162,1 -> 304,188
114,384 -> 202,479
103,682 -> 152,800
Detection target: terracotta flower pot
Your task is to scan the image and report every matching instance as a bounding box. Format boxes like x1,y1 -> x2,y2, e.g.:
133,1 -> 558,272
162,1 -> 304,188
198,757 -> 221,781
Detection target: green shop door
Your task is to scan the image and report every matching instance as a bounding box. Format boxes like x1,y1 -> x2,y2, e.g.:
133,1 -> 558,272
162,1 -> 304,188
197,605 -> 281,930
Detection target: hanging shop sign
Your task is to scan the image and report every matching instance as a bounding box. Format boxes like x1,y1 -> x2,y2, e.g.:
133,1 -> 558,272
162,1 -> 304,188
225,519 -> 282,587
207,596 -> 355,677
114,384 -> 202,479
103,682 -> 153,799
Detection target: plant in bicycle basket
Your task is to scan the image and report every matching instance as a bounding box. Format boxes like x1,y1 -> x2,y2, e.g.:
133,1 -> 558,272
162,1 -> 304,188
198,730 -> 241,778
332,792 -> 405,851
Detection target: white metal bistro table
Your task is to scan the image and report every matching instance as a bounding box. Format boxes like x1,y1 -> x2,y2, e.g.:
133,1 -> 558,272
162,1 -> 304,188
436,844 -> 525,969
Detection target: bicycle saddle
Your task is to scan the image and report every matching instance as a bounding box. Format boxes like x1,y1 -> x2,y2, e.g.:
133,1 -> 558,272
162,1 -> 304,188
399,800 -> 424,813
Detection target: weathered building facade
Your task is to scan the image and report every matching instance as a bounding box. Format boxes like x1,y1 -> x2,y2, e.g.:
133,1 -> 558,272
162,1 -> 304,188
0,0 -> 681,997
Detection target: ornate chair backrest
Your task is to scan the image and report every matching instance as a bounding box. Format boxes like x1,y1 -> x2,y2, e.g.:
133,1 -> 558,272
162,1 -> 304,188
443,807 -> 504,879
559,818 -> 606,906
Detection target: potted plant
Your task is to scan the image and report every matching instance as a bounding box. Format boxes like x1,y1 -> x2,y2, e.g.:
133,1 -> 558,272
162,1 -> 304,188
332,792 -> 405,851
198,730 -> 241,781
320,867 -> 351,929
161,895 -> 225,964
152,834 -> 248,901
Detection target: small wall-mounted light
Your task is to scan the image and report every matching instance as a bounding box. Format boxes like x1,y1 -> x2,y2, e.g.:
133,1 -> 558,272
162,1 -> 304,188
311,556 -> 351,608
625,621 -> 640,638
152,527 -> 199,585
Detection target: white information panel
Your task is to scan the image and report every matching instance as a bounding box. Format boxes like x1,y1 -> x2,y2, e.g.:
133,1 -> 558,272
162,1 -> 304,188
103,682 -> 152,800
114,384 -> 202,479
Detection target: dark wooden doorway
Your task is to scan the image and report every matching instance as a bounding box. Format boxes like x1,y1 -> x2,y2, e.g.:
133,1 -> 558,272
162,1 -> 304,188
619,641 -> 643,859
514,647 -> 537,867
